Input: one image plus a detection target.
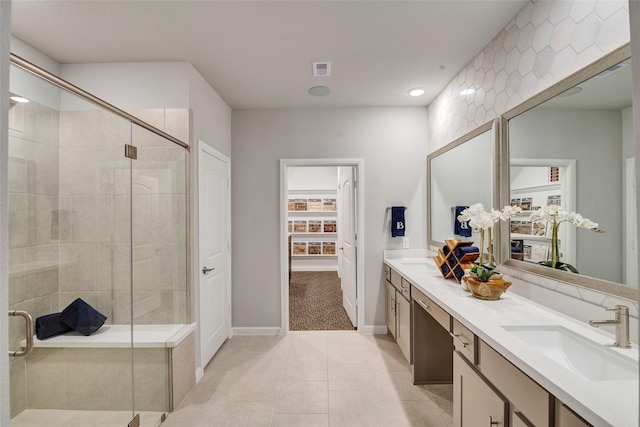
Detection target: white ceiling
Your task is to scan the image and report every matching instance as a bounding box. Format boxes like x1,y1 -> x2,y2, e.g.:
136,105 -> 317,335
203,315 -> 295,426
10,0 -> 529,109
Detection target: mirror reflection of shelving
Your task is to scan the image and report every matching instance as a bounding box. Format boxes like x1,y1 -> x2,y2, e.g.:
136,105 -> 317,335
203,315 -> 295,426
509,164 -> 574,264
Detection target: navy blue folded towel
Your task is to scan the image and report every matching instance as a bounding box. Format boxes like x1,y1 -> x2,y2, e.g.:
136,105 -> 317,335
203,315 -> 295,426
35,312 -> 74,340
391,206 -> 406,237
454,206 -> 472,237
59,298 -> 107,336
454,246 -> 479,259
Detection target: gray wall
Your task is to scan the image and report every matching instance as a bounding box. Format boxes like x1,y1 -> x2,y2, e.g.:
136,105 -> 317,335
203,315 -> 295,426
509,107 -> 623,282
231,107 -> 429,329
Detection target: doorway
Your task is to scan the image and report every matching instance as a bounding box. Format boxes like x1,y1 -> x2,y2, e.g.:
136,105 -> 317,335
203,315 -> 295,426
280,159 -> 364,333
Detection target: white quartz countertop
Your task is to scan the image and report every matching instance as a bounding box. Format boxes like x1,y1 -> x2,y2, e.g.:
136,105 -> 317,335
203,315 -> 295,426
383,253 -> 639,427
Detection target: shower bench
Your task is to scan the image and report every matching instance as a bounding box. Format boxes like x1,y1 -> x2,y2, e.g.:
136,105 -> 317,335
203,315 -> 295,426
18,323 -> 196,413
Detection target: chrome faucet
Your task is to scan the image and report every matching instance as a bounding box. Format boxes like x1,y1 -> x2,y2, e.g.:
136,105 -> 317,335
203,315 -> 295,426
589,305 -> 631,348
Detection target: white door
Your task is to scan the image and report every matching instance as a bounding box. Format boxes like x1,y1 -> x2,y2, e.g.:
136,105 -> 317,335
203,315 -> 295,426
338,167 -> 357,327
199,143 -> 231,367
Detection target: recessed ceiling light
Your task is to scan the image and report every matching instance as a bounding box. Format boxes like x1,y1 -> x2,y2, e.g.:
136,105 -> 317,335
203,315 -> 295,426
459,88 -> 475,96
10,96 -> 29,103
308,86 -> 331,97
408,88 -> 425,97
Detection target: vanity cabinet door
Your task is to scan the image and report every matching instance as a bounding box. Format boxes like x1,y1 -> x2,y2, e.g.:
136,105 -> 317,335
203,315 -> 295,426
386,281 -> 397,339
555,401 -> 591,427
396,293 -> 411,363
479,340 -> 551,427
454,351 -> 507,427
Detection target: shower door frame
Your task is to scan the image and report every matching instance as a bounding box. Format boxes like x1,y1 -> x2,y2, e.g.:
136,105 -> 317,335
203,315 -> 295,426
3,53 -> 190,425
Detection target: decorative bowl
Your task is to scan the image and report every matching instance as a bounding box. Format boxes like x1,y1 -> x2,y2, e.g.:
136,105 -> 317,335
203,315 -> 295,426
464,275 -> 511,300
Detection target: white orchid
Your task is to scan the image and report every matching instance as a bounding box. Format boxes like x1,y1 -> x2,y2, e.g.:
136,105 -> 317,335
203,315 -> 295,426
457,204 -> 523,272
457,203 -> 522,231
529,205 -> 603,270
530,205 -> 602,232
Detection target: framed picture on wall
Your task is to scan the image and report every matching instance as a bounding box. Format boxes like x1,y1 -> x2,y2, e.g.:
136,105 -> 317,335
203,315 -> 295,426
520,197 -> 532,211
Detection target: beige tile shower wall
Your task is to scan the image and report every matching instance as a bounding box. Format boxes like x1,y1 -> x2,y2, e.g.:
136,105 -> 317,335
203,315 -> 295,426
7,102 -> 60,343
7,100 -> 61,418
57,108 -> 189,324
427,0 -> 630,151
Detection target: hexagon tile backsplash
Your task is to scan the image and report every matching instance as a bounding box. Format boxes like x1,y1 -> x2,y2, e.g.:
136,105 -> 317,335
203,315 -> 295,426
428,0 -> 630,151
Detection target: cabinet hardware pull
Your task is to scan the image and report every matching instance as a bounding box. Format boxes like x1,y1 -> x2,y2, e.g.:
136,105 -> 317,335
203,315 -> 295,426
416,299 -> 430,311
488,416 -> 499,426
449,332 -> 469,348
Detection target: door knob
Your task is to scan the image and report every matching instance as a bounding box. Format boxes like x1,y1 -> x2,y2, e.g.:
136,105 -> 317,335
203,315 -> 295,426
202,266 -> 215,274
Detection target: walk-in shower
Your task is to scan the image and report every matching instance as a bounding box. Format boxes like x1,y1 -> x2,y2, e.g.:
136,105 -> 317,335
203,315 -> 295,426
7,55 -> 191,427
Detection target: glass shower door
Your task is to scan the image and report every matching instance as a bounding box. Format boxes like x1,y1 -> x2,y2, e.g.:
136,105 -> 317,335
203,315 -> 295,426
8,63 -> 136,426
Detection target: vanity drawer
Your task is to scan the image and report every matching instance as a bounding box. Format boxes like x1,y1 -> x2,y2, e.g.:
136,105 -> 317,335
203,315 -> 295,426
399,278 -> 411,300
384,264 -> 391,282
451,318 -> 476,364
390,268 -> 402,290
555,400 -> 591,427
411,286 -> 450,331
479,340 -> 551,427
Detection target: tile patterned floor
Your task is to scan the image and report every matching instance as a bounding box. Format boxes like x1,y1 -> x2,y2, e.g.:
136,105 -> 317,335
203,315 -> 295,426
163,331 -> 453,427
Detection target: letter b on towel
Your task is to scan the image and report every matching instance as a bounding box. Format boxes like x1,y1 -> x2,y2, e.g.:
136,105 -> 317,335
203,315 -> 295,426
391,206 -> 406,237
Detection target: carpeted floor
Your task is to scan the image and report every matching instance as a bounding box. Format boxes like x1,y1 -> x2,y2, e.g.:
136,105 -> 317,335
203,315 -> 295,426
289,271 -> 356,331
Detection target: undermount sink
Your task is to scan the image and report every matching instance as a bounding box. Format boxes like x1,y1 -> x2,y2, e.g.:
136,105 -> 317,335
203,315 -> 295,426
503,325 -> 638,382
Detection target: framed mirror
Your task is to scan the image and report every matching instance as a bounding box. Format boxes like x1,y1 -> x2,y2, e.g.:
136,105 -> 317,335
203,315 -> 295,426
500,43 -> 636,300
427,119 -> 500,249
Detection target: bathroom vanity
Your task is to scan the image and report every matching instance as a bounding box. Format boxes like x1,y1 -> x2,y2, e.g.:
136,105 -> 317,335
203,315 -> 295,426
384,252 -> 638,427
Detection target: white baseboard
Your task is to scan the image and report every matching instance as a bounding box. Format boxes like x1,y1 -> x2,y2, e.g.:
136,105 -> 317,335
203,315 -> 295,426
231,327 -> 283,336
291,266 -> 338,272
358,325 -> 388,334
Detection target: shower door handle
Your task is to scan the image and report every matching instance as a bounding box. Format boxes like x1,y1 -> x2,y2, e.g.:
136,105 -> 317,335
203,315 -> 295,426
8,310 -> 34,357
202,266 -> 215,275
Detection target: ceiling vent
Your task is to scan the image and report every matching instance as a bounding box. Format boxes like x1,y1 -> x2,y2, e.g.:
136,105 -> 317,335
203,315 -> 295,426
312,62 -> 331,77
